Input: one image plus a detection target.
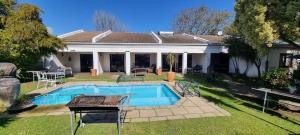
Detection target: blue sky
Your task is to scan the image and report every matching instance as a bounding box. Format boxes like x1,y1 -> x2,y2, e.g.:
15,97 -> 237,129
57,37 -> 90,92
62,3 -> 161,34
19,0 -> 235,35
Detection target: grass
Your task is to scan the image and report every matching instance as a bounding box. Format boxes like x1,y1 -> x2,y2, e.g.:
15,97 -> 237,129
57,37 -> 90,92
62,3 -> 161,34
0,73 -> 299,135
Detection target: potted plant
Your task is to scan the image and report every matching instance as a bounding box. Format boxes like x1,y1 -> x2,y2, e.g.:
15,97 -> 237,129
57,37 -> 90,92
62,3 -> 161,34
166,53 -> 175,82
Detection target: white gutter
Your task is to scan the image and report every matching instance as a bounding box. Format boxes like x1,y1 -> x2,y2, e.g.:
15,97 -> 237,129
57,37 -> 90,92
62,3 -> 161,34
182,33 -> 209,42
151,32 -> 162,44
64,42 -> 214,46
58,29 -> 85,38
92,30 -> 112,43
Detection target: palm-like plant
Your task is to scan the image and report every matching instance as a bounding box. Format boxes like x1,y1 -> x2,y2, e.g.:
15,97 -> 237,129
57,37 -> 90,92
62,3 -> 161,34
166,53 -> 175,72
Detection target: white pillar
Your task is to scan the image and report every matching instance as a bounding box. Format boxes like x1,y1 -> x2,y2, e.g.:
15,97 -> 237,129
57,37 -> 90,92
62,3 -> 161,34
93,51 -> 100,75
98,53 -> 103,74
182,52 -> 188,74
125,51 -> 131,75
156,52 -> 162,69
203,53 -> 211,73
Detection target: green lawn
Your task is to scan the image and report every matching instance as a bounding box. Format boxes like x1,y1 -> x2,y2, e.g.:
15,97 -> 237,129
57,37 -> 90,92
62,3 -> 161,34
0,73 -> 299,135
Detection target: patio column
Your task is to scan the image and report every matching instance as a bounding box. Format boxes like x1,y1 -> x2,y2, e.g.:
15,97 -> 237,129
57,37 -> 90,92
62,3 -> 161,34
125,51 -> 131,75
156,52 -> 162,69
93,51 -> 101,75
203,53 -> 211,73
182,52 -> 188,74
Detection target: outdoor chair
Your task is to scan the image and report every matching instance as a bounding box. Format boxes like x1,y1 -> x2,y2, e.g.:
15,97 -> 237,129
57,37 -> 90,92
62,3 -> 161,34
175,80 -> 201,97
36,72 -> 49,89
56,67 -> 66,83
192,65 -> 203,73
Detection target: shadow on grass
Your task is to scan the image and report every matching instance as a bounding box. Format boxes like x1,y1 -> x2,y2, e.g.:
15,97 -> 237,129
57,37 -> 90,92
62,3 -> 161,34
184,74 -> 299,134
0,113 -> 17,128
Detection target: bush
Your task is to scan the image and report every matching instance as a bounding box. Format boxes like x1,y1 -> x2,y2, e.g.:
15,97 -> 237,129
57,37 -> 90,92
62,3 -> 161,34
262,68 -> 289,89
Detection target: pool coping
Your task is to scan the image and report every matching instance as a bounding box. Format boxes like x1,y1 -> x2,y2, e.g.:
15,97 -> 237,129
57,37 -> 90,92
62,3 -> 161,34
31,81 -> 182,107
2,81 -> 231,122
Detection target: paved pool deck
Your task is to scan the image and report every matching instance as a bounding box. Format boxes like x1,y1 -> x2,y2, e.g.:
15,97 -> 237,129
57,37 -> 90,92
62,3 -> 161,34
1,81 -> 230,122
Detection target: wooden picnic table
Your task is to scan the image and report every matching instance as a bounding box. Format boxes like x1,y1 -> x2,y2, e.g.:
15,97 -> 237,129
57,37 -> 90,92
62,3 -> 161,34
66,95 -> 129,135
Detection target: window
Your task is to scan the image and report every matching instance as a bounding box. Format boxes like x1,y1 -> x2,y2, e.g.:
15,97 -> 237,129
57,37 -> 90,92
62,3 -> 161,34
279,53 -> 293,68
135,54 -> 150,67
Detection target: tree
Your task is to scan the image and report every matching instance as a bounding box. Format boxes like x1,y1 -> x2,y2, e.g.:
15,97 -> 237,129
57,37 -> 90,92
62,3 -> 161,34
225,24 -> 261,77
0,1 -> 64,74
226,37 -> 253,75
234,0 -> 300,78
173,6 -> 231,35
93,10 -> 126,32
166,53 -> 175,72
234,0 -> 300,56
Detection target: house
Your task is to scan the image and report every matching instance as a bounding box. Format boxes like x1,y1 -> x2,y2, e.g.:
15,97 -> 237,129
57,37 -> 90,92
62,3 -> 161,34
45,30 -> 228,75
228,40 -> 300,77
45,29 -> 299,77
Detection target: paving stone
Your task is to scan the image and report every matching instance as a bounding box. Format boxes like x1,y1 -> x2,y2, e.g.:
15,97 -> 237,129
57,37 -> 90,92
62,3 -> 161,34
124,118 -> 131,123
201,112 -> 218,117
138,107 -> 154,110
159,105 -> 175,109
155,109 -> 173,116
183,107 -> 203,114
200,106 -> 218,113
184,114 -> 201,118
170,107 -> 188,115
46,111 -> 65,116
167,115 -> 185,120
140,109 -> 156,117
181,100 -> 197,107
126,110 -> 140,118
18,112 -> 46,117
130,117 -> 149,122
149,116 -> 167,121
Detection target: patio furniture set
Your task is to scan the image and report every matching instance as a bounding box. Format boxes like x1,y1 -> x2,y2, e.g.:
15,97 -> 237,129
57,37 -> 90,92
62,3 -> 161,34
27,67 -> 73,88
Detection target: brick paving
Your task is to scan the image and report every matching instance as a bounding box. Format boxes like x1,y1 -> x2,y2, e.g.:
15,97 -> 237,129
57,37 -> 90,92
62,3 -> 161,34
123,96 -> 230,122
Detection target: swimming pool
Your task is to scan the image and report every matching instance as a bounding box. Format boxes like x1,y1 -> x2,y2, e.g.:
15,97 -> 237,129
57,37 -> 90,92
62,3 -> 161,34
32,84 -> 180,107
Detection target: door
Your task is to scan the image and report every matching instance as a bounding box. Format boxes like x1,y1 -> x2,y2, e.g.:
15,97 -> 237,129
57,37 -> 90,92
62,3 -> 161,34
80,54 -> 93,72
110,54 -> 125,72
135,54 -> 150,67
211,53 -> 229,73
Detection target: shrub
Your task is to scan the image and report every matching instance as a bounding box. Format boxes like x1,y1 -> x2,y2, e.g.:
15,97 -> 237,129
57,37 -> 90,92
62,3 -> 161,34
262,68 -> 289,89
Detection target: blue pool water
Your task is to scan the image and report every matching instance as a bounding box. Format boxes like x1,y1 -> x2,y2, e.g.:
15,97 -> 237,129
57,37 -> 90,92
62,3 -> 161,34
32,84 -> 180,106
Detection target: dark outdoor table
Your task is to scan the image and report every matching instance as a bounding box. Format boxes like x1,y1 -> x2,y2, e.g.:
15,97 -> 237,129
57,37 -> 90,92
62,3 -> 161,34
66,95 -> 129,135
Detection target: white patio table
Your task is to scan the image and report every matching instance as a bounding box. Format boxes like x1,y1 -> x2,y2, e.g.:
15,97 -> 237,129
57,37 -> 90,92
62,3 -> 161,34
43,72 -> 59,87
27,71 -> 45,82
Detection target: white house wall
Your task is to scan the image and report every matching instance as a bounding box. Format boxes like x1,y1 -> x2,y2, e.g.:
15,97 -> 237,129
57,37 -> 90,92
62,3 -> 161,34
191,54 -> 205,67
229,57 -> 267,77
56,52 -> 82,72
229,48 -> 300,77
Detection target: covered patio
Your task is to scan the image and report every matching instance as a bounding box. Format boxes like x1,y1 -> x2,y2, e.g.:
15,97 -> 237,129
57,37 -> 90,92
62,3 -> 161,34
53,51 -> 211,75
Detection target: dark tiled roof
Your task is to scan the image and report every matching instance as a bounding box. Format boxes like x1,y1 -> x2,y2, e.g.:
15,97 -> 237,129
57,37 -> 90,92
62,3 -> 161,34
98,32 -> 157,43
197,35 -> 225,43
61,32 -> 102,42
158,34 -> 204,43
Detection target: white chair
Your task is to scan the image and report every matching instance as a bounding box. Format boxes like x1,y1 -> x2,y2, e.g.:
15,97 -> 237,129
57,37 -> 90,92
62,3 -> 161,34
56,67 -> 65,83
36,72 -> 49,89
